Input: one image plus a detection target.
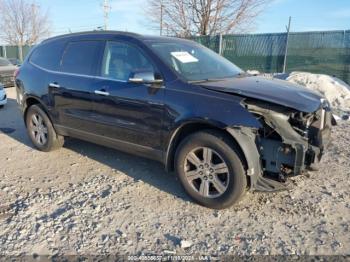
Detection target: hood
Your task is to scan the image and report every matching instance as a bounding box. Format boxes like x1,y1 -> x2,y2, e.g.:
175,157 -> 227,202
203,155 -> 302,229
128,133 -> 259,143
200,76 -> 323,113
0,65 -> 17,75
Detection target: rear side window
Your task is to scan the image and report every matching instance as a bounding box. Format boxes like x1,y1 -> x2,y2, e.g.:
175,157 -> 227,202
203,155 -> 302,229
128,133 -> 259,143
30,41 -> 65,70
60,41 -> 103,75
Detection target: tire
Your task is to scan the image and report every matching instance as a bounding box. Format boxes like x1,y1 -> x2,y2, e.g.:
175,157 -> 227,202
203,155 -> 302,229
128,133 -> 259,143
175,130 -> 247,209
25,104 -> 64,152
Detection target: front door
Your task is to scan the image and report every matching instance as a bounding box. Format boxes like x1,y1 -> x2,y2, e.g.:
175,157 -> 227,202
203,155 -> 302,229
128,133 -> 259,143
91,41 -> 165,153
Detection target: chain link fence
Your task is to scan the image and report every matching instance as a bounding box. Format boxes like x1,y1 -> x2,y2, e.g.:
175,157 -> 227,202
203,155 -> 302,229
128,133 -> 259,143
192,30 -> 350,84
0,45 -> 32,61
1,30 -> 349,84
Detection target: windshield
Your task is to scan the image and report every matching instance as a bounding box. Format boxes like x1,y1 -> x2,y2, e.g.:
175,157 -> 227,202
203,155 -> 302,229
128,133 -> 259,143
0,58 -> 11,66
148,40 -> 243,82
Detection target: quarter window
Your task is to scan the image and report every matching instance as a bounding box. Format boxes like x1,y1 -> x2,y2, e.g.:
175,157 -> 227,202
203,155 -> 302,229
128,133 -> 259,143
30,41 -> 65,70
60,41 -> 103,75
101,41 -> 155,81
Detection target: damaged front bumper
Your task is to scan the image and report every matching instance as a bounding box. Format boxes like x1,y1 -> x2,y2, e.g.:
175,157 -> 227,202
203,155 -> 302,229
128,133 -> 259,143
227,100 -> 334,192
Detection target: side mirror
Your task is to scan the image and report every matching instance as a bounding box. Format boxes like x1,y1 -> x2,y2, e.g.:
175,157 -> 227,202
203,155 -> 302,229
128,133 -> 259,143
129,71 -> 163,85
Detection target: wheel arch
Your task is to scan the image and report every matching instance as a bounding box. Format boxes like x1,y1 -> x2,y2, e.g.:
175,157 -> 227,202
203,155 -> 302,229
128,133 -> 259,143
23,96 -> 52,126
164,121 -> 249,176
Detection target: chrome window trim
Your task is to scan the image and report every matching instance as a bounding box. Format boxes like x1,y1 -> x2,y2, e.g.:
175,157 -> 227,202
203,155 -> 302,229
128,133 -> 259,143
29,39 -> 165,85
30,61 -> 128,83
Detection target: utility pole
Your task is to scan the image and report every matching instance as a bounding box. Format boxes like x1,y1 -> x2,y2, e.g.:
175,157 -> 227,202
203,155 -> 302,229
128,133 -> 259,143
102,0 -> 111,30
31,3 -> 37,33
283,16 -> 292,73
160,3 -> 164,36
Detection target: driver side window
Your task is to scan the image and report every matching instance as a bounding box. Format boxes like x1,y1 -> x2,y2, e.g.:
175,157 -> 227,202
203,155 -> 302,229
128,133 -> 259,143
101,41 -> 155,81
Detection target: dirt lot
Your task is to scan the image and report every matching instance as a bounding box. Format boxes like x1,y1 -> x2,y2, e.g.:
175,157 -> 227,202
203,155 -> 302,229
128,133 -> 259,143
0,87 -> 349,256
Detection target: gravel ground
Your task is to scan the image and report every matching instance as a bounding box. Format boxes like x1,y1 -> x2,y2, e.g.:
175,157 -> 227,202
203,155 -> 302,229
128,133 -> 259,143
0,87 -> 349,256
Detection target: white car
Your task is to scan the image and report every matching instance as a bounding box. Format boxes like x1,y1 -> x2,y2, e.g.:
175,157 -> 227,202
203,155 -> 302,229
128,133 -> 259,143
0,83 -> 7,107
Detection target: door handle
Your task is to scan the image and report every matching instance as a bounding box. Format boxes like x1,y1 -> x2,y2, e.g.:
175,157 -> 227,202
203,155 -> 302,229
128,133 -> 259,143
49,82 -> 60,88
94,90 -> 110,96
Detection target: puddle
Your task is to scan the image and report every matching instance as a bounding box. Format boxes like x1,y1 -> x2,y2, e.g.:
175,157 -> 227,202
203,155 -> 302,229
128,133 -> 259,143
0,128 -> 16,134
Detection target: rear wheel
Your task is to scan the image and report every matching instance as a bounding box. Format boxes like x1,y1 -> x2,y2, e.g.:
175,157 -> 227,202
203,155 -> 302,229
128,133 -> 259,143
26,104 -> 64,152
175,130 -> 247,209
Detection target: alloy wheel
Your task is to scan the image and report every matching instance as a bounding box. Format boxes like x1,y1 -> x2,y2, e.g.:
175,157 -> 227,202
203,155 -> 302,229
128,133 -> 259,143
29,113 -> 48,145
184,147 -> 230,198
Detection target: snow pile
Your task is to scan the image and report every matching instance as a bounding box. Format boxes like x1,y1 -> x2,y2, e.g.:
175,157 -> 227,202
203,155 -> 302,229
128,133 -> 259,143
247,70 -> 350,115
246,70 -> 260,76
286,72 -> 350,112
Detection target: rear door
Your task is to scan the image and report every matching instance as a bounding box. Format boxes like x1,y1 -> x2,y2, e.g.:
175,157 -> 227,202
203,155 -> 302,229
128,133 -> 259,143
49,40 -> 104,133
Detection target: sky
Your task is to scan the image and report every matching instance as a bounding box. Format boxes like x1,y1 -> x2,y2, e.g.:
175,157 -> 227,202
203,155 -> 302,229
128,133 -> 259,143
36,0 -> 350,37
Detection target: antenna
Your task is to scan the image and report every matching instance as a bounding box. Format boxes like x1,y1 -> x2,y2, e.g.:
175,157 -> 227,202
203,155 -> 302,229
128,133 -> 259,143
102,0 -> 112,30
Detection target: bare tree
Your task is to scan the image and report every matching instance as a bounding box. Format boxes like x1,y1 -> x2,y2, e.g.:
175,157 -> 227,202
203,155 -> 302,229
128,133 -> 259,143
0,0 -> 50,60
146,0 -> 270,37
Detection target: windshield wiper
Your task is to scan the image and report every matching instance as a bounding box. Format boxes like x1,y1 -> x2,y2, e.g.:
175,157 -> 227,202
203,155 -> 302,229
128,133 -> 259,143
188,73 -> 248,84
188,78 -> 227,84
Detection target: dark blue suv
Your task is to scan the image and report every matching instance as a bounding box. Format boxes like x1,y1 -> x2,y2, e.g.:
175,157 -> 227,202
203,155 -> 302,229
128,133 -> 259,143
15,31 -> 334,209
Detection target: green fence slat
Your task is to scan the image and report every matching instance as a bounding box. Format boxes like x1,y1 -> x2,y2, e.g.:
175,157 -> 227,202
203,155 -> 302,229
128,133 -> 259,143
0,45 -> 32,61
192,30 -> 350,84
1,31 -> 350,85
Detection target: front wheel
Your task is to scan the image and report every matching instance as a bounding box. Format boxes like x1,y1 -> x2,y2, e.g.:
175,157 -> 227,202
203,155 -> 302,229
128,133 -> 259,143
175,130 -> 247,209
26,104 -> 64,152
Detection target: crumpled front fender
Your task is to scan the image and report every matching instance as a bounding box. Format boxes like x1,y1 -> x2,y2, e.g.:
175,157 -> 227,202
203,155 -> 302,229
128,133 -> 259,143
226,127 -> 289,192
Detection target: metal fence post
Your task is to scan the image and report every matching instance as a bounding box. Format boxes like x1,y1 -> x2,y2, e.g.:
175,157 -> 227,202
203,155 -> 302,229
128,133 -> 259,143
283,16 -> 291,73
343,30 -> 349,84
218,34 -> 223,55
18,45 -> 24,61
2,46 -> 7,58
